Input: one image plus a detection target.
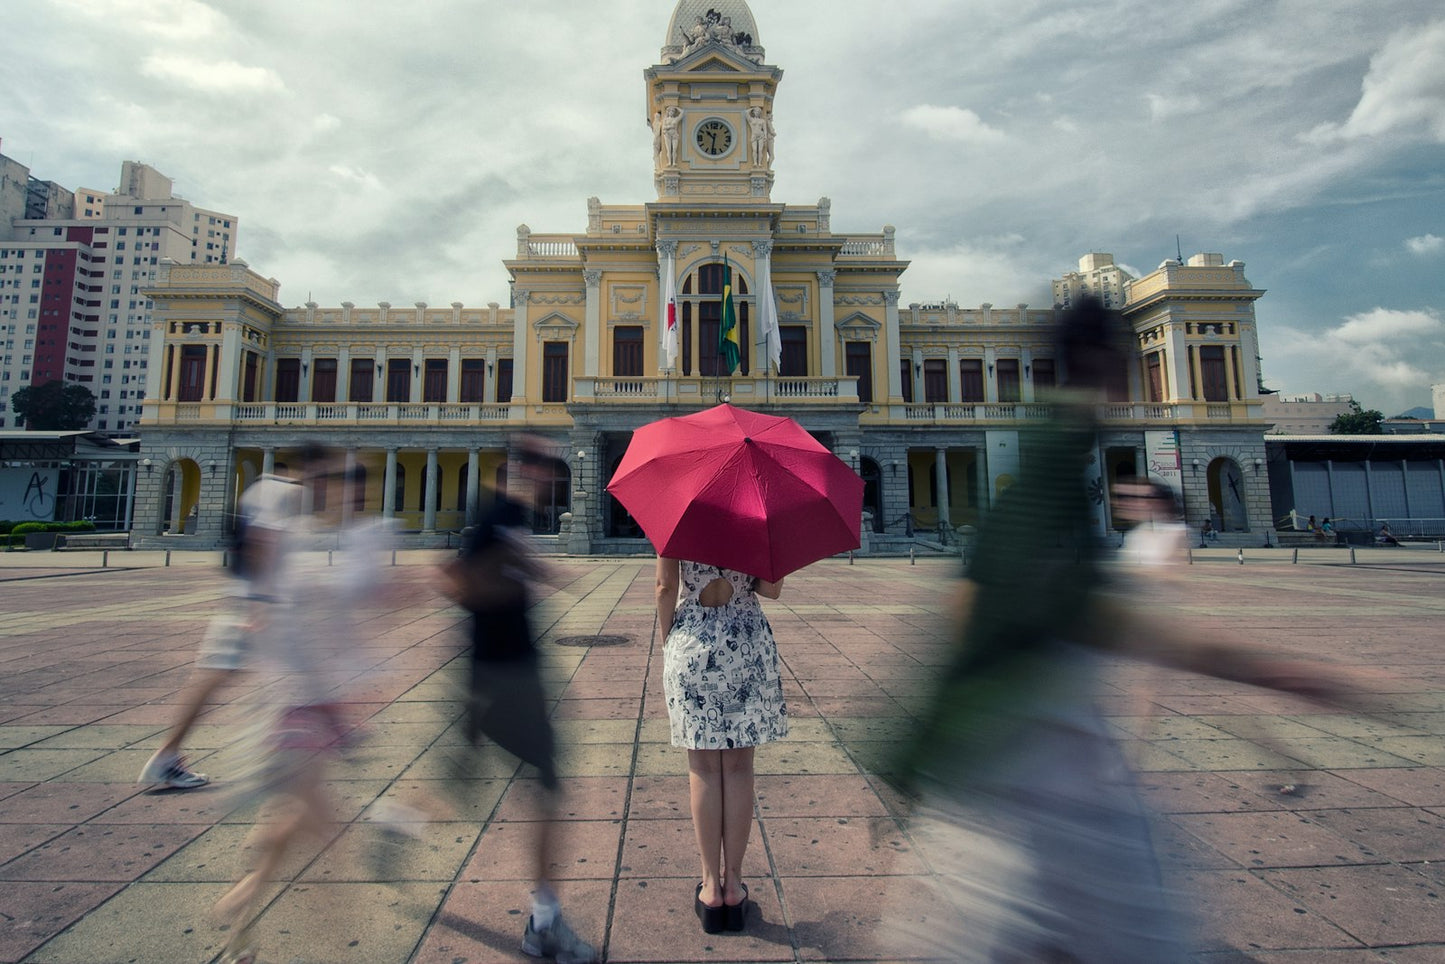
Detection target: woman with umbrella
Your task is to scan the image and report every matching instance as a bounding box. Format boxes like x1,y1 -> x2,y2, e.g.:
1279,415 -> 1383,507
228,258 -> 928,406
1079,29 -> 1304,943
657,556 -> 784,932
609,404 -> 863,933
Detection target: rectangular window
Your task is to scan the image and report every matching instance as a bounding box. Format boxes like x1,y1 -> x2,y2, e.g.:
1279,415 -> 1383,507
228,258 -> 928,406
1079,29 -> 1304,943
242,352 -> 258,402
779,326 -> 807,377
901,361 -> 913,403
496,358 -> 514,402
1145,352 -> 1165,402
924,359 -> 947,403
386,359 -> 411,402
349,358 -> 374,402
459,359 -> 485,403
1032,358 -> 1056,392
542,342 -> 569,403
423,358 -> 447,402
845,342 -> 873,404
613,325 -> 643,377
176,345 -> 207,401
996,359 -> 1021,402
960,359 -> 984,402
274,357 -> 300,402
1200,346 -> 1227,402
310,357 -> 337,402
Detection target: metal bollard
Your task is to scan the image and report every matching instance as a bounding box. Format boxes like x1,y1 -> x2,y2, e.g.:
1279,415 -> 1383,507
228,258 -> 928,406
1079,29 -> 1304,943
1186,548 -> 1193,565
164,550 -> 171,567
1350,547 -> 1356,564
328,550 -> 334,567
102,550 -> 109,568
1292,548 -> 1298,564
391,549 -> 398,567
910,546 -> 916,565
1237,548 -> 1245,565
848,550 -> 854,565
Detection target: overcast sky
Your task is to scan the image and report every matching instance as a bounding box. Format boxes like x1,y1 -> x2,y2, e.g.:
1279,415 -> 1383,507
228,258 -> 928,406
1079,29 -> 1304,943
2,0 -> 1442,413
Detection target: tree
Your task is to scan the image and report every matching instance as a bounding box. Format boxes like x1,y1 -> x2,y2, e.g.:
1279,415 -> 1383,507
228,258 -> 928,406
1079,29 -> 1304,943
11,380 -> 97,430
1328,400 -> 1383,435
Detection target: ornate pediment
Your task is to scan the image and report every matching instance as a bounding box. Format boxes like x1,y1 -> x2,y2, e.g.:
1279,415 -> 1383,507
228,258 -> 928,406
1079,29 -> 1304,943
836,312 -> 881,343
533,312 -> 579,343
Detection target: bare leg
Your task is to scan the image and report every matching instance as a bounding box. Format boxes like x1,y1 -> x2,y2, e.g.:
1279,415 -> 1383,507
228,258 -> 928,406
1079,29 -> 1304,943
533,783 -> 559,890
687,749 -> 725,906
215,769 -> 330,932
719,747 -> 755,905
158,667 -> 234,755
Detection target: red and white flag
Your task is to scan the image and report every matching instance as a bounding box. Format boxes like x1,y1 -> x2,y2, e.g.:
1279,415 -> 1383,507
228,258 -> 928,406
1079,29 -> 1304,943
660,247 -> 679,370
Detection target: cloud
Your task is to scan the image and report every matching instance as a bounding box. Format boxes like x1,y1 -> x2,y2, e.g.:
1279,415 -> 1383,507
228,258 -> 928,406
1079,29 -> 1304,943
1304,19 -> 1445,143
140,54 -> 285,95
1145,92 -> 1203,121
899,105 -> 1005,144
1331,307 -> 1442,343
1405,233 -> 1444,255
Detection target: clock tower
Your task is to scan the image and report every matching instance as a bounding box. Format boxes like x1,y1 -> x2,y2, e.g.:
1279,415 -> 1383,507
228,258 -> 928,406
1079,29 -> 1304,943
646,1 -> 781,201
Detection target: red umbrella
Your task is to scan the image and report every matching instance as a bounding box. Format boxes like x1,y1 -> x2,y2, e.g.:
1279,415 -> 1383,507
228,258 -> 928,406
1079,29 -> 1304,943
606,404 -> 863,581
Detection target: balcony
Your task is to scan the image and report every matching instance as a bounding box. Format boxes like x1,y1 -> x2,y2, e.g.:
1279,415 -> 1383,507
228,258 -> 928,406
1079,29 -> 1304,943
572,375 -> 859,406
149,402 -> 514,426
895,400 -> 1263,425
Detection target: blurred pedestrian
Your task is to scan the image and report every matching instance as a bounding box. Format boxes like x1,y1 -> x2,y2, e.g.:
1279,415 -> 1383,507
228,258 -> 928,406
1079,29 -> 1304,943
657,556 -> 786,933
137,457 -> 302,790
889,297 -> 1370,963
438,434 -> 599,964
212,445 -> 390,964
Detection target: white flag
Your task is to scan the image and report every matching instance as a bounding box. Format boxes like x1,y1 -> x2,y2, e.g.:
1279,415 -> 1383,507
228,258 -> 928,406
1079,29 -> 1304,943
755,251 -> 781,373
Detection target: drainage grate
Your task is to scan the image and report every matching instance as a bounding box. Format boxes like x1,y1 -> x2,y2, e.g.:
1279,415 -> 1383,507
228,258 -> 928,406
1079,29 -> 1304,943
554,634 -> 633,648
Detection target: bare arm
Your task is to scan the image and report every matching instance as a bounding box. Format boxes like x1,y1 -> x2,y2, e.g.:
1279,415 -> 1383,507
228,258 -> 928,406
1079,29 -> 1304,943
656,556 -> 681,636
754,576 -> 784,599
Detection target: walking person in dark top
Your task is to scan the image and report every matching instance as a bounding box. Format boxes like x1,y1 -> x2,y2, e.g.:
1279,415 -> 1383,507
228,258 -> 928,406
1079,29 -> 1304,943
439,434 -> 599,964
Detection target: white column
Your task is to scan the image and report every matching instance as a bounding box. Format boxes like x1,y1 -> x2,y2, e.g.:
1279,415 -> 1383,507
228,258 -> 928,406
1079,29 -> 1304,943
218,323 -> 241,401
485,348 -> 499,403
584,269 -> 602,377
423,448 -> 438,532
410,349 -> 423,403
447,347 -> 461,402
1021,348 -> 1035,403
262,447 -> 275,476
383,449 -> 397,519
817,269 -> 837,377
946,346 -> 961,403
884,290 -> 903,400
337,347 -> 351,403
512,289 -> 531,405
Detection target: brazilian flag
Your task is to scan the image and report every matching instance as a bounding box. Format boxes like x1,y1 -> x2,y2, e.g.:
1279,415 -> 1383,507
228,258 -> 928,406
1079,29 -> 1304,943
719,256 -> 740,375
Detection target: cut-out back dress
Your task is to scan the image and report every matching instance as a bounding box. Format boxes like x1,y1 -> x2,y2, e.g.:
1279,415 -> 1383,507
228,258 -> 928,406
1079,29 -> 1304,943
663,561 -> 788,749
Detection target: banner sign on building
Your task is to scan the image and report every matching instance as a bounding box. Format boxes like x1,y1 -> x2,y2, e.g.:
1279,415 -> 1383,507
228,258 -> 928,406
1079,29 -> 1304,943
983,430 -> 1019,508
0,468 -> 60,521
1084,442 -> 1108,536
1144,429 -> 1184,500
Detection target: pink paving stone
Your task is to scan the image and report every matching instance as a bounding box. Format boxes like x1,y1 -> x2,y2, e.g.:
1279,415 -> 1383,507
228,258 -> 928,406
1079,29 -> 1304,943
1259,863 -> 1445,946
608,877 -> 795,963
463,818 -> 621,881
493,776 -> 630,821
0,781 -> 139,823
0,822 -> 205,882
412,878 -> 612,964
785,874 -> 960,962
619,817 -> 771,880
551,697 -> 642,720
0,881 -> 124,963
755,774 -> 891,818
626,775 -> 691,819
0,824 -> 69,865
762,816 -> 926,877
1167,810 -> 1383,868
1170,867 -> 1366,953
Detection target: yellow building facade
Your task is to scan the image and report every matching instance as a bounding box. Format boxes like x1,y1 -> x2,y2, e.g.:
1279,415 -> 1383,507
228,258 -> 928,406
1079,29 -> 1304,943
133,0 -> 1274,549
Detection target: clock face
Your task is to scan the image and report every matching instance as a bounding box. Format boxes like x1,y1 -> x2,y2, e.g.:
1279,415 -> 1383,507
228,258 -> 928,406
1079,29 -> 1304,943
695,119 -> 733,157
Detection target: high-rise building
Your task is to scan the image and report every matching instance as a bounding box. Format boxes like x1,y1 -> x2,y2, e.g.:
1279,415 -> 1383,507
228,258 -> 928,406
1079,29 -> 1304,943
0,151 -> 237,435
1052,252 -> 1133,309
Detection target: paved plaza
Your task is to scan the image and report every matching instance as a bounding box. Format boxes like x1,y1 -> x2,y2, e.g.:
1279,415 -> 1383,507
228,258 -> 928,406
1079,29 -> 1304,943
1,549 -> 1443,963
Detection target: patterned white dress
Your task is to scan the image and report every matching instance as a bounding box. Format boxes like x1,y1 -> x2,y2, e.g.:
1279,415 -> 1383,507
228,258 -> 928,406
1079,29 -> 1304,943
663,561 -> 788,749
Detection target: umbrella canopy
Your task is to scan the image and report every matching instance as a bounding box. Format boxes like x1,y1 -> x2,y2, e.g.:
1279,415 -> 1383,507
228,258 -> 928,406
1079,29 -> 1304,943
606,404 -> 863,581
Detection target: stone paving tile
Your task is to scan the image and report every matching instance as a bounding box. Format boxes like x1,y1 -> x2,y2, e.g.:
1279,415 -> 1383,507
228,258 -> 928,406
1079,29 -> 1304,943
1260,863 -> 1445,946
1,557 -> 1443,961
0,823 -> 205,884
0,882 -> 125,964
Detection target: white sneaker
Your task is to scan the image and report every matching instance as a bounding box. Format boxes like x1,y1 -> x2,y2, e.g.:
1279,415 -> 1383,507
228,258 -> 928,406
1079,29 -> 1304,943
522,913 -> 599,964
138,750 -> 209,790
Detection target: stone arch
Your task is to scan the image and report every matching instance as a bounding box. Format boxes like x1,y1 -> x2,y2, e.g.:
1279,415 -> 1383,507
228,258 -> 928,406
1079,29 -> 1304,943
1206,456 -> 1249,532
158,457 -> 203,534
